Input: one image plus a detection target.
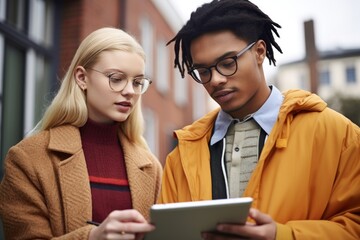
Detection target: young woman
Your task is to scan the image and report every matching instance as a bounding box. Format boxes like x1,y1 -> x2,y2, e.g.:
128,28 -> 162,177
0,27 -> 162,240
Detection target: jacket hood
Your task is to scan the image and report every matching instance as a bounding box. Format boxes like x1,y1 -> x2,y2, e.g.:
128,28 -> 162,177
280,89 -> 327,115
174,89 -> 327,147
274,89 -> 327,148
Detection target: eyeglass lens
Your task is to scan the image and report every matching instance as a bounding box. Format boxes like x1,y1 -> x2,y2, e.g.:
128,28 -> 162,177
192,57 -> 237,84
190,42 -> 255,84
108,72 -> 150,94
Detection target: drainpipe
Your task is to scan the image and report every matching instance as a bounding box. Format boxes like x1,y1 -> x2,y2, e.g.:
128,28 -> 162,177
119,0 -> 127,30
304,19 -> 318,94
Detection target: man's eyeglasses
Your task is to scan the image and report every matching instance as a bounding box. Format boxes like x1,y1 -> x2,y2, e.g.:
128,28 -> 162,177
188,42 -> 256,84
87,68 -> 152,94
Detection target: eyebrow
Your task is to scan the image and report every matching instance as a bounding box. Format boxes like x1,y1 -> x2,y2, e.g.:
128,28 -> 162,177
105,69 -> 145,78
192,50 -> 238,68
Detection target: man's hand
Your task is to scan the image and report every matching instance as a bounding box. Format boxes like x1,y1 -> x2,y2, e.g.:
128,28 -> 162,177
202,208 -> 276,240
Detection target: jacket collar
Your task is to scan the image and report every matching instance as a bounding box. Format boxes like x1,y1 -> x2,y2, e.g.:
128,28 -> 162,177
175,108 -> 219,141
210,85 -> 284,145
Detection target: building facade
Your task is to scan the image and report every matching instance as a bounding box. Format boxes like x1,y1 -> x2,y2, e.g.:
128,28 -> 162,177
0,0 -> 212,181
274,20 -> 360,103
273,47 -> 360,127
275,48 -> 360,101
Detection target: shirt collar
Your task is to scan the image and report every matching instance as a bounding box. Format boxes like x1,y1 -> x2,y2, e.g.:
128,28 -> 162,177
210,85 -> 284,145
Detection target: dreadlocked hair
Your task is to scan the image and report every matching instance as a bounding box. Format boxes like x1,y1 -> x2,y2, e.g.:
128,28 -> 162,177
168,0 -> 283,78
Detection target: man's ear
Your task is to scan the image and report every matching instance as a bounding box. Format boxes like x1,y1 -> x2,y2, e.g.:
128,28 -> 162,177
74,66 -> 87,90
255,40 -> 266,64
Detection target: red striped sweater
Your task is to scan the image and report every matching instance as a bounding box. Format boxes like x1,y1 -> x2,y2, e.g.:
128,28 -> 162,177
80,120 -> 132,223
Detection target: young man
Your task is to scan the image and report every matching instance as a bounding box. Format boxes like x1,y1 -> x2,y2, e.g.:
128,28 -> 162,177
159,0 -> 360,239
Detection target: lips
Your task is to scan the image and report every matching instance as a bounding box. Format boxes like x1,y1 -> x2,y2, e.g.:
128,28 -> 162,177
115,101 -> 132,112
116,101 -> 132,107
212,89 -> 232,98
212,89 -> 235,103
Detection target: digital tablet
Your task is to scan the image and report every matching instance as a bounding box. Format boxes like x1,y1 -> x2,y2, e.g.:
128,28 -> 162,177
145,197 -> 253,240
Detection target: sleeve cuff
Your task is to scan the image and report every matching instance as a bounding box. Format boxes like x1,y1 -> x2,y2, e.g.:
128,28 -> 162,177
275,223 -> 294,240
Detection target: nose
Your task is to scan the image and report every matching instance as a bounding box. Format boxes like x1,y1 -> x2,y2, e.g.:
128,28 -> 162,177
121,79 -> 136,95
209,68 -> 227,86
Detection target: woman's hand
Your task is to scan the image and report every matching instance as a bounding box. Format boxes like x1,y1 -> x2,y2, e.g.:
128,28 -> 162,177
88,209 -> 155,240
202,208 -> 277,240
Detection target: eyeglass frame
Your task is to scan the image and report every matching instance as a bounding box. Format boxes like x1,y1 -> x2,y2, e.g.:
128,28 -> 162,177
86,68 -> 152,94
188,41 -> 256,84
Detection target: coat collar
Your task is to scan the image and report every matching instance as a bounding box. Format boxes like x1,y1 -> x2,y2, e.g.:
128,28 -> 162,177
48,125 -> 82,154
48,124 -> 157,229
119,133 -> 157,220
48,125 -> 92,232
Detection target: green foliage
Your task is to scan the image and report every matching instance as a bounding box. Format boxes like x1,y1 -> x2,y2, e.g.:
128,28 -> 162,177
327,94 -> 360,127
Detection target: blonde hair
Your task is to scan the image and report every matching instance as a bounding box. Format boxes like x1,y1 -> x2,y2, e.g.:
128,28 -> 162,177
33,27 -> 149,149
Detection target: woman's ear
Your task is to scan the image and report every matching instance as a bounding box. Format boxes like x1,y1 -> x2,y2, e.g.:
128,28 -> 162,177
255,40 -> 266,64
74,66 -> 87,91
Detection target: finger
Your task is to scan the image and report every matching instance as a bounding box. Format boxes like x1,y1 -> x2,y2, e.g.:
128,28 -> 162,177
216,223 -> 254,237
202,231 -> 246,240
103,221 -> 155,234
109,209 -> 147,223
248,208 -> 272,225
120,222 -> 155,233
216,209 -> 276,239
106,232 -> 136,240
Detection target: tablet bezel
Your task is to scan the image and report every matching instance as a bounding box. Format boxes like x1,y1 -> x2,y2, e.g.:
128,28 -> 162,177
145,197 -> 253,240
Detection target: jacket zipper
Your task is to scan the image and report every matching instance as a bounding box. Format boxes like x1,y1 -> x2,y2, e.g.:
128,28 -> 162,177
220,138 -> 229,198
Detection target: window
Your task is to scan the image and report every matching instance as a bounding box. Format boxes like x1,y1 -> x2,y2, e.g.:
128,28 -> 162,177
140,17 -> 153,77
24,50 -> 52,133
155,38 -> 169,94
192,83 -> 207,120
143,107 -> 158,157
174,69 -> 188,106
5,0 -> 27,32
1,42 -> 25,162
346,66 -> 356,84
0,0 -> 57,176
29,0 -> 53,46
319,69 -> 331,85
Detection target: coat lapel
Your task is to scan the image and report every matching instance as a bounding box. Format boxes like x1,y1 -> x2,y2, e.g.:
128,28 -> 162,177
119,133 -> 155,220
49,125 -> 92,232
48,125 -> 156,228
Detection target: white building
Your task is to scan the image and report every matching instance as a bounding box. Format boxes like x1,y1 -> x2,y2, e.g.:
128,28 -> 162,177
275,48 -> 360,101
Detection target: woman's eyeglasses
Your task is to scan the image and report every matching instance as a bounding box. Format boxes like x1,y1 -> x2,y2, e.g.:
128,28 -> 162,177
87,68 -> 152,94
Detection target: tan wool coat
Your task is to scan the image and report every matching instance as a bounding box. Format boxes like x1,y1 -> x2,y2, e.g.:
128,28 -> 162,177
0,125 -> 163,239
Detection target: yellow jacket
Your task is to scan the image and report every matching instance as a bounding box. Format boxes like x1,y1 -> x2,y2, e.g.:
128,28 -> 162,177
0,124 -> 162,239
159,89 -> 360,239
